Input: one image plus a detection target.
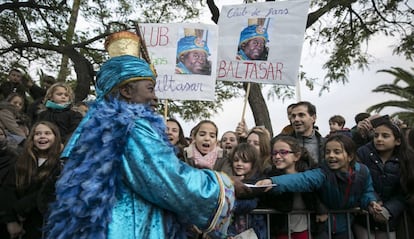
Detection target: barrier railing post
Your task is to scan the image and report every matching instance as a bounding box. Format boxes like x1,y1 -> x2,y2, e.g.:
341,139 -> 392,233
248,208 -> 406,239
287,213 -> 292,239
364,211 -> 371,239
346,212 -> 351,238
267,212 -> 270,239
403,211 -> 409,239
327,212 -> 332,238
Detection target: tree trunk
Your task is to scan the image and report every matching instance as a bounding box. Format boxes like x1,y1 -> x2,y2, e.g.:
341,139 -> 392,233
208,0 -> 274,136
57,0 -> 81,82
206,0 -> 354,138
64,49 -> 94,102
246,83 -> 273,137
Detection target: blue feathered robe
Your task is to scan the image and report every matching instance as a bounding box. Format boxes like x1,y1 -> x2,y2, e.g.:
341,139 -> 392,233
46,98 -> 234,239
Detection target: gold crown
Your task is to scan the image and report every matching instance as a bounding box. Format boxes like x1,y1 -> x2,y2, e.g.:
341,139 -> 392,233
248,18 -> 265,26
184,28 -> 196,36
104,31 -> 140,57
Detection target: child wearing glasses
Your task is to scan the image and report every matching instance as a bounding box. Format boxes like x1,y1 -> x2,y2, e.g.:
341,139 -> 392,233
261,135 -> 326,239
256,134 -> 382,239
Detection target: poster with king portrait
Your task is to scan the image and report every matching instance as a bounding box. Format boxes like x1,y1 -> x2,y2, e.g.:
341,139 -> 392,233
140,23 -> 218,101
217,1 -> 310,86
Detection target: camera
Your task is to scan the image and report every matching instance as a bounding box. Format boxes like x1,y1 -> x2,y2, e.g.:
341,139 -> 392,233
370,115 -> 390,128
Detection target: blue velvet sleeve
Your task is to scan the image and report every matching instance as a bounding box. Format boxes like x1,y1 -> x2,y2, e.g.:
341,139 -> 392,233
270,168 -> 326,193
122,118 -> 234,233
359,164 -> 378,209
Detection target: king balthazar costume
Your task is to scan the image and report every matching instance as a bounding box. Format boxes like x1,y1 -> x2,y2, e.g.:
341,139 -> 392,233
46,30 -> 235,239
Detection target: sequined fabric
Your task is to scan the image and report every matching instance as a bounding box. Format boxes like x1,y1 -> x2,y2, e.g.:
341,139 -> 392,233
47,98 -> 235,239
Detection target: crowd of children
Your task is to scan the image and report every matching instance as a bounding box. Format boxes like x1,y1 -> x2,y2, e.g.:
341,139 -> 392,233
0,70 -> 85,239
0,68 -> 413,239
161,103 -> 413,239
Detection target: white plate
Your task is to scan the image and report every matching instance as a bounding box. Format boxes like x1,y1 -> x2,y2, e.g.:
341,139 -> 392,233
244,183 -> 277,188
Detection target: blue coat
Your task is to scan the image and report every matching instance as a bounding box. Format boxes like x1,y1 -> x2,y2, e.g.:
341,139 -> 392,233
46,99 -> 235,239
269,162 -> 377,234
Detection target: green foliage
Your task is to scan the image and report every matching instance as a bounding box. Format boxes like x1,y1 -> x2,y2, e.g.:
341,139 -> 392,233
366,67 -> 414,126
0,0 -> 237,121
139,0 -> 201,23
1,0 -> 413,124
306,0 -> 413,94
267,85 -> 295,102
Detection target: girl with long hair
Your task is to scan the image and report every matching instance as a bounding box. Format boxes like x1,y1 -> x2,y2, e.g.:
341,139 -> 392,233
13,121 -> 62,239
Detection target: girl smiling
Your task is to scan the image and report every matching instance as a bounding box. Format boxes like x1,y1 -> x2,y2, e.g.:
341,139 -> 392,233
256,135 -> 382,239
12,121 -> 62,239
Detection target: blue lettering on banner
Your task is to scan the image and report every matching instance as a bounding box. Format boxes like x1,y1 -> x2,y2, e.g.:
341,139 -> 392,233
265,8 -> 289,17
156,75 -> 204,92
227,7 -> 249,18
226,7 -> 289,18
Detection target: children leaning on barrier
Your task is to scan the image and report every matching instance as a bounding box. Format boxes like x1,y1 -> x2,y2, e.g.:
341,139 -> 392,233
256,134 -> 382,239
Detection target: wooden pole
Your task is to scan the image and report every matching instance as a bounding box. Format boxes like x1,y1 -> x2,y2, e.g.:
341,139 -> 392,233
241,82 -> 251,121
164,99 -> 168,120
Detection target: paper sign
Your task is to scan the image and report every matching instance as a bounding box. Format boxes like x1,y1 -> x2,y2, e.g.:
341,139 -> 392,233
234,228 -> 258,239
140,23 -> 218,101
217,1 -> 310,85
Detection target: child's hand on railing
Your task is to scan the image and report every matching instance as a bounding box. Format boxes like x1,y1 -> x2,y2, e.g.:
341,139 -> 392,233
368,201 -> 382,214
374,206 -> 390,224
368,201 -> 389,223
316,214 -> 328,222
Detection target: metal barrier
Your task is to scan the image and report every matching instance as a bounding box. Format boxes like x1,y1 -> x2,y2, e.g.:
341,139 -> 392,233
248,208 -> 412,239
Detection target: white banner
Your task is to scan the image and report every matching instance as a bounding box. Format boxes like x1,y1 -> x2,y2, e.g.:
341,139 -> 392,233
141,23 -> 218,101
217,0 -> 309,85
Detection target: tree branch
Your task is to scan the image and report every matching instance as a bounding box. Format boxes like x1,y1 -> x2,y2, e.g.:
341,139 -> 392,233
0,1 -> 53,13
16,8 -> 32,42
371,0 -> 413,32
349,7 -> 373,34
206,0 -> 219,24
34,7 -> 65,43
306,0 -> 358,28
71,32 -> 111,48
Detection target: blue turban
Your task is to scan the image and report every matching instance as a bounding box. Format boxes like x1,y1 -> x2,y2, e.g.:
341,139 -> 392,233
238,24 -> 269,47
177,36 -> 210,58
96,55 -> 156,100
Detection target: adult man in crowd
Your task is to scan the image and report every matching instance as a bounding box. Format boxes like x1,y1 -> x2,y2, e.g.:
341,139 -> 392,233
284,101 -> 325,166
0,69 -> 26,100
0,69 -> 51,114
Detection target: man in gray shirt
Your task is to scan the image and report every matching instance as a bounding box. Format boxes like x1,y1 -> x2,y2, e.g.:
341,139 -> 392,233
284,101 -> 325,166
